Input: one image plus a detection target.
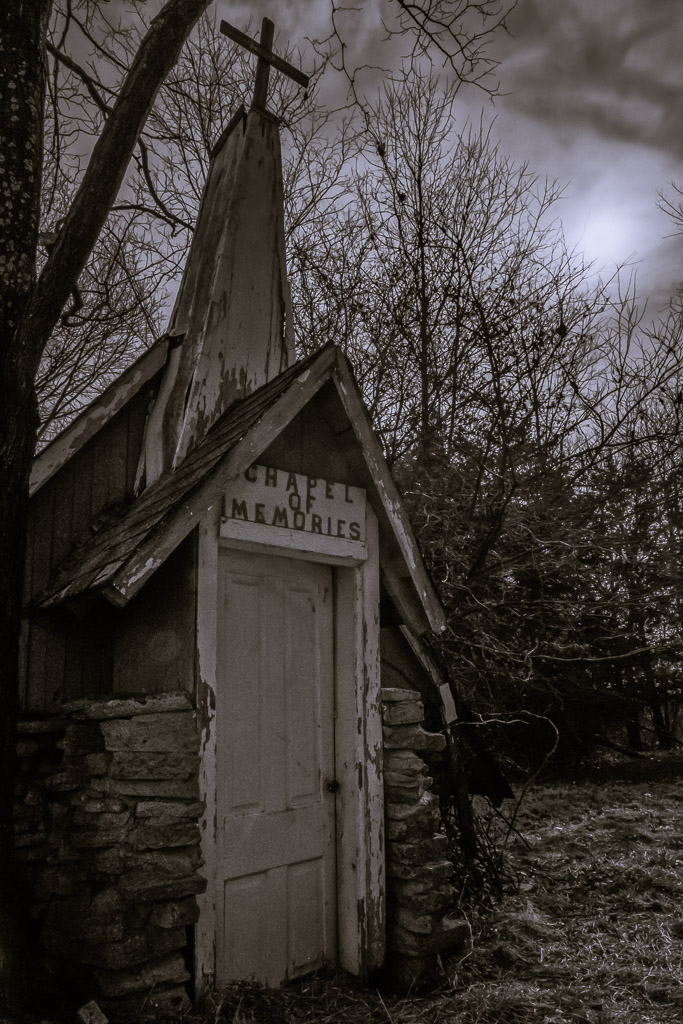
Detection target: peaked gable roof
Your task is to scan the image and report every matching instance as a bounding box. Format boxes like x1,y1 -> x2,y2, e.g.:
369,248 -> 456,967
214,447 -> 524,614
31,345 -> 445,635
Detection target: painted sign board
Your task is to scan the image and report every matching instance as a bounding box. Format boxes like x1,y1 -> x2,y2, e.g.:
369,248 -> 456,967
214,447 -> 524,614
221,464 -> 367,562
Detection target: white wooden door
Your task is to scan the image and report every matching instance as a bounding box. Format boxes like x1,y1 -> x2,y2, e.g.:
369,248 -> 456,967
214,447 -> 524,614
216,549 -> 337,986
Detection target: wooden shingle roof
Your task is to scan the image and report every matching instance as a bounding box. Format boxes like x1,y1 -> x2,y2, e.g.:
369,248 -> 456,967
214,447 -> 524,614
31,344 -> 446,634
33,346 -> 333,610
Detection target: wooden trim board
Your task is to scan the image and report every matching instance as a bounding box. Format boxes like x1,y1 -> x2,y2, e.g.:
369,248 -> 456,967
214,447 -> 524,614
194,506 -> 220,1000
334,505 -> 385,975
30,338 -> 170,496
195,502 -> 385,987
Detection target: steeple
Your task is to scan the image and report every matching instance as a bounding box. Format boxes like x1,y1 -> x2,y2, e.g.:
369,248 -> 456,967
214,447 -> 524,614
139,19 -> 308,487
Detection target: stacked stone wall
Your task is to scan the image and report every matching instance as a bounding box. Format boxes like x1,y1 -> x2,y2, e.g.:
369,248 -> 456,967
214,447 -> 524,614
14,692 -> 204,1017
382,687 -> 470,986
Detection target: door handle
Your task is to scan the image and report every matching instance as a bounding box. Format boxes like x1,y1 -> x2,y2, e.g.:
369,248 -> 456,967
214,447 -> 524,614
326,780 -> 340,794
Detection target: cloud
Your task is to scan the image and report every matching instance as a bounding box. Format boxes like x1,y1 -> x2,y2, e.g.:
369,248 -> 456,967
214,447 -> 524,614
497,0 -> 683,159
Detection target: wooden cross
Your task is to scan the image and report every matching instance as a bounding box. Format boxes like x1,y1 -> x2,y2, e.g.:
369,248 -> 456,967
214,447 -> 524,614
220,17 -> 310,112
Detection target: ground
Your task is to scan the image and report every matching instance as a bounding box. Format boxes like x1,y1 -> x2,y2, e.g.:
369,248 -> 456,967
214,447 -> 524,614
205,753 -> 683,1024
8,754 -> 683,1023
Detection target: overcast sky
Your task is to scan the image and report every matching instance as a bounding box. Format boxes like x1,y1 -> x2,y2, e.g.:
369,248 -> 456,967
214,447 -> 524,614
486,0 -> 683,313
217,0 -> 683,315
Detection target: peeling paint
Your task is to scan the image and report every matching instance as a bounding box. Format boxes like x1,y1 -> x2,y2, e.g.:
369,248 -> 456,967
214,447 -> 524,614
126,556 -> 162,591
141,107 -> 295,483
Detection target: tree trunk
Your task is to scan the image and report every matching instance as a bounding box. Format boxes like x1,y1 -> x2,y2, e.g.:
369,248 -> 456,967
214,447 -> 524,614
649,699 -> 674,751
444,727 -> 479,865
0,0 -> 213,1007
626,713 -> 643,752
0,1 -> 51,1010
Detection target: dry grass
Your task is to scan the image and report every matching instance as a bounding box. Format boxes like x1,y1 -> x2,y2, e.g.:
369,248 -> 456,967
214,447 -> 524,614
181,756 -> 683,1024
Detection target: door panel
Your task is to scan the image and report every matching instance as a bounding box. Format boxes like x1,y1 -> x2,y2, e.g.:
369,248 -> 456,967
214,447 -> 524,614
217,550 -> 336,986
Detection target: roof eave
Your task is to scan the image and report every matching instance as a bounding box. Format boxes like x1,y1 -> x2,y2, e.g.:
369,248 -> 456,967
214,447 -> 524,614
35,344 -> 446,639
330,351 -> 446,635
81,345 -> 338,607
30,336 -> 172,497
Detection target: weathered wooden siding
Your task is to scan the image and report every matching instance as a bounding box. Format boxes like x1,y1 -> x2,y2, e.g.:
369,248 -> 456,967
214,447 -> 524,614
23,376 -> 161,711
260,382 -> 363,487
263,380 -> 441,637
24,607 -> 116,711
380,626 -> 436,709
113,534 -> 197,695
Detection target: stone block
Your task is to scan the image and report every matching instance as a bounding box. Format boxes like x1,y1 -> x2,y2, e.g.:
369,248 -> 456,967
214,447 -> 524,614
44,894 -> 125,948
384,782 -> 428,804
81,926 -> 186,970
93,849 -> 125,874
142,984 -> 192,1016
383,725 -> 446,753
381,688 -> 421,703
99,778 -> 199,799
149,897 -> 200,929
62,721 -> 104,756
430,915 -> 472,953
47,836 -> 80,863
17,718 -> 66,734
23,787 -> 43,806
76,1000 -> 109,1024
387,834 -> 450,864
16,740 -> 38,758
382,702 -> 424,726
119,872 -> 207,902
104,983 -> 191,1017
384,768 -> 430,788
71,795 -> 107,814
82,918 -> 126,945
393,886 -> 455,916
44,925 -> 81,959
387,877 -> 436,899
65,692 -> 193,720
47,802 -> 70,824
35,865 -> 81,899
90,887 -> 124,920
385,813 -> 441,842
389,915 -> 470,958
108,751 -> 198,780
72,826 -> 130,849
129,823 -> 200,850
388,924 -> 428,957
73,809 -> 132,829
393,907 -> 439,936
386,858 -> 453,883
383,750 -> 427,771
15,830 -> 46,848
132,847 -> 202,875
44,768 -> 88,792
100,713 -> 196,753
72,795 -> 129,814
85,753 -> 111,776
385,791 -> 438,821
136,800 -> 204,822
119,849 -> 205,900
95,951 -> 190,998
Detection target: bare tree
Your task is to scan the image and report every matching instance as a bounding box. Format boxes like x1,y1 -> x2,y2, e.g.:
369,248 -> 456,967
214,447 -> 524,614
2,2 -> 516,1008
290,67 -> 683,761
36,7 -> 354,438
0,1 -> 215,1006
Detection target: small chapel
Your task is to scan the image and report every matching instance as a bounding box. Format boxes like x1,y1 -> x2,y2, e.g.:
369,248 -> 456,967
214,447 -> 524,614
16,19 -> 472,1016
